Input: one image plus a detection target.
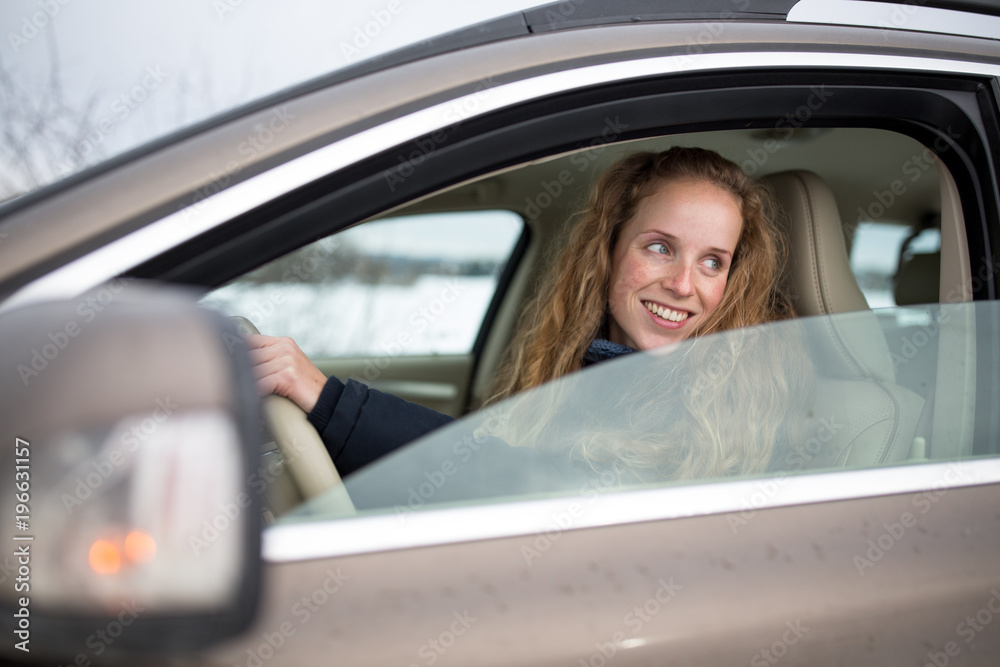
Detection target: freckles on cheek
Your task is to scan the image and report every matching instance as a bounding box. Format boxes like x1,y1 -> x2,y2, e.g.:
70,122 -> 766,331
705,278 -> 728,312
617,257 -> 647,293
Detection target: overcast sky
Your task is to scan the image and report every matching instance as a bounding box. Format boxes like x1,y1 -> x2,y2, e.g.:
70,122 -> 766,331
1,2 -> 933,291
0,0 -> 542,197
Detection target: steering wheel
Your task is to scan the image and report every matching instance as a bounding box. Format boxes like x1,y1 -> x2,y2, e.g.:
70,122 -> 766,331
232,316 -> 356,517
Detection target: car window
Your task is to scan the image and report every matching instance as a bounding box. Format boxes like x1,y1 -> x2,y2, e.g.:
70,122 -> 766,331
851,221 -> 942,308
202,210 -> 524,358
284,302 -> 996,522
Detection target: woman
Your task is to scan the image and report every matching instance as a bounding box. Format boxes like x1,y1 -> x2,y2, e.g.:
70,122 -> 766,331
480,147 -> 808,484
247,146 -> 806,486
487,146 -> 793,399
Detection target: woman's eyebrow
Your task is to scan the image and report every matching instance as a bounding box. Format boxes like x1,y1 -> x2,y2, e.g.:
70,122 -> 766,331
641,230 -> 733,258
708,246 -> 733,259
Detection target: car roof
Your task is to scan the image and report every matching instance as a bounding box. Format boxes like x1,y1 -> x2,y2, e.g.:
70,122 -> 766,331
331,0 -> 1000,85
1,3 -> 997,304
1,0 -> 995,221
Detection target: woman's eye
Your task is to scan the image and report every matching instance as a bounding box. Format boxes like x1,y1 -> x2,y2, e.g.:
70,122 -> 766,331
703,258 -> 722,271
648,243 -> 670,255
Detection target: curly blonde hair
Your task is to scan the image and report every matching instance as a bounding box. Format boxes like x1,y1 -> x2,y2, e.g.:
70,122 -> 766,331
480,147 -> 809,483
488,146 -> 794,403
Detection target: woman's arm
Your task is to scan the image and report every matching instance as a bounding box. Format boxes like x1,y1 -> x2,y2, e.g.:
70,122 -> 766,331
245,334 -> 453,475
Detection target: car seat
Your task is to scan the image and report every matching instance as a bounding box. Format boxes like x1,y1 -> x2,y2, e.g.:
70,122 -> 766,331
763,170 -> 925,469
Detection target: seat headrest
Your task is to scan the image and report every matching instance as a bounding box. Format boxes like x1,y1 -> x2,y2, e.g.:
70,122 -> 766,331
894,252 -> 941,305
764,171 -> 868,316
762,170 -> 895,383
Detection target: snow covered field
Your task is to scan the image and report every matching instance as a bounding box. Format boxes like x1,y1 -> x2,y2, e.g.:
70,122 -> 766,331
202,275 -> 498,358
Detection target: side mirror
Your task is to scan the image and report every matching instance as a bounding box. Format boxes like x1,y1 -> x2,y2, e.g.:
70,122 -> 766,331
0,286 -> 262,660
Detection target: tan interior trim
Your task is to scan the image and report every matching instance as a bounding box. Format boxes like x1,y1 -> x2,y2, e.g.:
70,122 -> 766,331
317,355 -> 474,418
937,156 -> 972,304
470,237 -> 539,408
929,156 -> 976,459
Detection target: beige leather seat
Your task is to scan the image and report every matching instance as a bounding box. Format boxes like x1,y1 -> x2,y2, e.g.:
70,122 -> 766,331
763,171 -> 925,468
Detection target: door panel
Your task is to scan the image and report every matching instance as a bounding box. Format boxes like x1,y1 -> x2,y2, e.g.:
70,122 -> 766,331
220,482 -> 1000,667
317,355 -> 475,418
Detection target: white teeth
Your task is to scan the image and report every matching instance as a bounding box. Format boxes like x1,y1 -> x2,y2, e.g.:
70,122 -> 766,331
644,301 -> 689,323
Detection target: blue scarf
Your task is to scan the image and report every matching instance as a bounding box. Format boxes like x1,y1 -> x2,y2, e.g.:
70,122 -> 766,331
582,338 -> 636,366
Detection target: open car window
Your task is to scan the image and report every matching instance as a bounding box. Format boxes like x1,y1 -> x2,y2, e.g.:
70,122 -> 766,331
202,211 -> 524,358
285,301 -> 996,523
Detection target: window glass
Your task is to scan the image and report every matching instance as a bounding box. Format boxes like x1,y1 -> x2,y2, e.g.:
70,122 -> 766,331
202,211 -> 523,358
283,303 -> 996,523
850,222 -> 941,308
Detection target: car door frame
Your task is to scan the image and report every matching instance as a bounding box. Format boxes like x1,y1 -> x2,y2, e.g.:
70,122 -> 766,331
2,20 -> 1000,667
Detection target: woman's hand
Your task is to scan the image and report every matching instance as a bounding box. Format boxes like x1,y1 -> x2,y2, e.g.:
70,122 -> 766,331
245,334 -> 328,413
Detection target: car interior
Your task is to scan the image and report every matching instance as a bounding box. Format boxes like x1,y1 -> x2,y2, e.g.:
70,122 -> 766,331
201,124 -> 982,519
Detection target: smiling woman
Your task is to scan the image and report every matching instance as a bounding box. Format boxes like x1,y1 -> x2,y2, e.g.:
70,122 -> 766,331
246,146 -> 799,487
607,177 -> 743,350
473,147 -> 808,485
488,146 -> 794,403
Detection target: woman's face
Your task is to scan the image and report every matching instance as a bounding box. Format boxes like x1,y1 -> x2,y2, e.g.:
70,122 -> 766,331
607,177 -> 743,351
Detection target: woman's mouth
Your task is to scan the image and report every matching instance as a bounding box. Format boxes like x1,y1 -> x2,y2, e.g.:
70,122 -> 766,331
643,300 -> 691,323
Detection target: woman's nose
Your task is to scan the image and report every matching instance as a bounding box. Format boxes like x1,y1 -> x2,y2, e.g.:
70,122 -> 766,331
662,263 -> 695,297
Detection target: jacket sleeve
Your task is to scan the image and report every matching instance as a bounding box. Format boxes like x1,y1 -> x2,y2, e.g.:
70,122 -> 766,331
307,376 -> 454,476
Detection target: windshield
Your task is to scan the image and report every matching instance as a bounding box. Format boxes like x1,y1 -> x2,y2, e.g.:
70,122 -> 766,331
0,0 -> 539,202
286,302 -> 998,521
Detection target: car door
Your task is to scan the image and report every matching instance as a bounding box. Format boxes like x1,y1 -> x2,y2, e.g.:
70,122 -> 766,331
195,23 -> 1000,667
2,5 -> 1000,667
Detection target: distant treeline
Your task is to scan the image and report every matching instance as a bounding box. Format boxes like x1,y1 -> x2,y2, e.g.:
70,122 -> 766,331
241,239 -> 504,286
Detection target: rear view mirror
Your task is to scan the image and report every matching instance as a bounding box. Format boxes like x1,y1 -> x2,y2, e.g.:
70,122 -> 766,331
0,286 -> 262,660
